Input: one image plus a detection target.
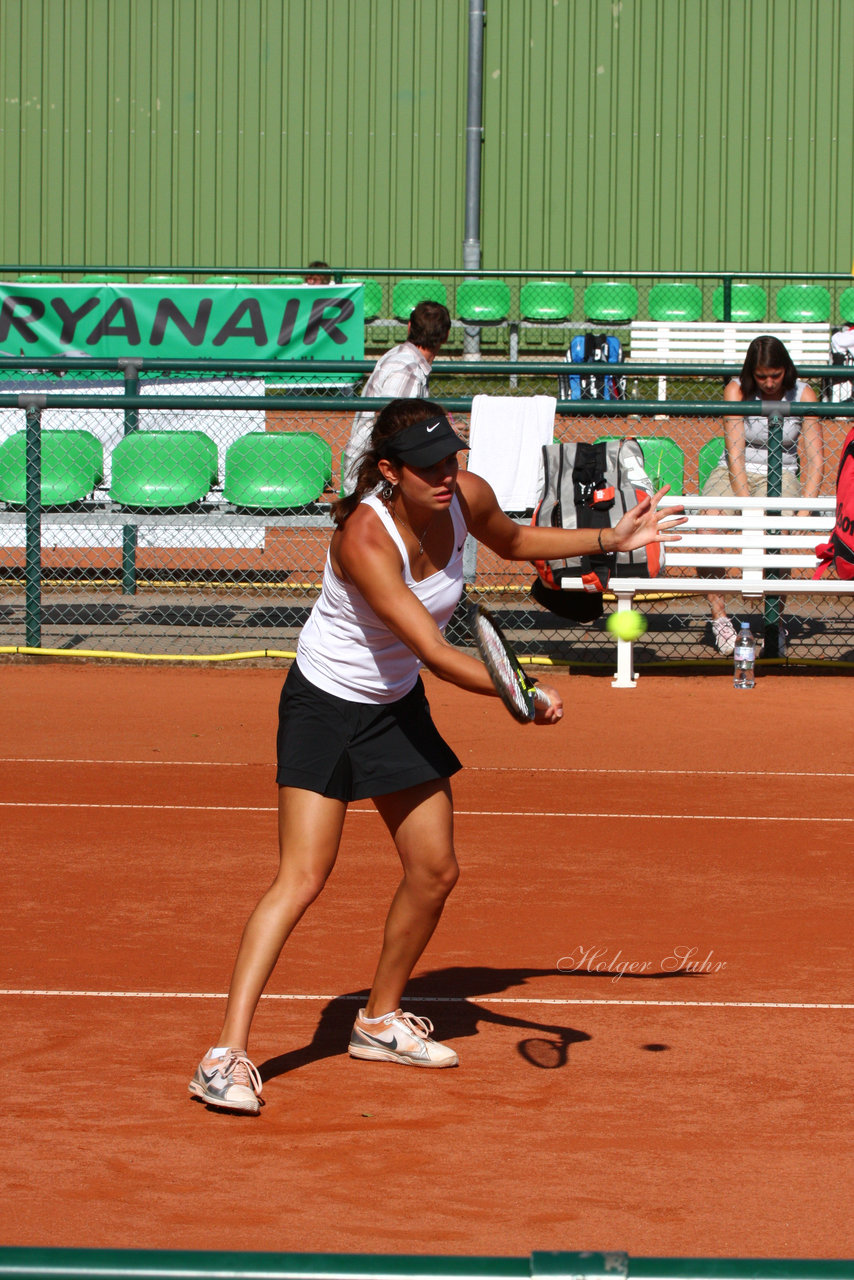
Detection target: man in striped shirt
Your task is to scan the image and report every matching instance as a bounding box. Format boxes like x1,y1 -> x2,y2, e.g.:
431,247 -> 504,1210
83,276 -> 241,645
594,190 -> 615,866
342,300 -> 451,494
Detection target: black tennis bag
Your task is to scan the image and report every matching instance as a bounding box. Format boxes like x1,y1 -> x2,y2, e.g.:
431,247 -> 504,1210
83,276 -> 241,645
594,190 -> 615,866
530,439 -> 663,620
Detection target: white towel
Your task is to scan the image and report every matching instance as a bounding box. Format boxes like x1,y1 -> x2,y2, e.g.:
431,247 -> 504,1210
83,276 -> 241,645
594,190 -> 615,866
467,394 -> 556,511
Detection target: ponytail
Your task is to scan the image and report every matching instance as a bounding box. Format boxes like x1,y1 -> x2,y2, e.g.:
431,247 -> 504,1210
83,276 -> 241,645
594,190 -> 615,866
332,455 -> 384,526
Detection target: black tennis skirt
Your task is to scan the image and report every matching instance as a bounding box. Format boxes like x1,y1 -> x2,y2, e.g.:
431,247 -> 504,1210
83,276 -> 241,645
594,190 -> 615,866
276,662 -> 462,802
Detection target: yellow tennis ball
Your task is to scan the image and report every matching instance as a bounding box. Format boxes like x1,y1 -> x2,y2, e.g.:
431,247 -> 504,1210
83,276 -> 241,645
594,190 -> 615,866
606,609 -> 648,642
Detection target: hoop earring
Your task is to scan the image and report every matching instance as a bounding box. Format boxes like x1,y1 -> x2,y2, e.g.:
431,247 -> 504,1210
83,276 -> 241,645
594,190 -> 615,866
381,480 -> 395,502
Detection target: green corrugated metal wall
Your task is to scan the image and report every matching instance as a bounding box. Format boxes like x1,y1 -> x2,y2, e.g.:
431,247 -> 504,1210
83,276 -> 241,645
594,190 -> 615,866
483,0 -> 854,272
2,0 -> 853,273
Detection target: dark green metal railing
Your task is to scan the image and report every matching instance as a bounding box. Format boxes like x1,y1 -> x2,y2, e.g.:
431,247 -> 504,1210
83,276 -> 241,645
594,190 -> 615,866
0,1250 -> 852,1280
6,264 -> 854,286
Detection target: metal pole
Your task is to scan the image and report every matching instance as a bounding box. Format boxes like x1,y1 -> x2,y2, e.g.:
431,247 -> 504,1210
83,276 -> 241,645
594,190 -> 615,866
119,358 -> 143,595
20,396 -> 46,648
763,404 -> 785,657
463,0 -> 485,356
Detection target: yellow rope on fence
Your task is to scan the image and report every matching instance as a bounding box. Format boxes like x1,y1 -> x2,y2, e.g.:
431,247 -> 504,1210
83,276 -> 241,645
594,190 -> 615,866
0,646 -> 297,662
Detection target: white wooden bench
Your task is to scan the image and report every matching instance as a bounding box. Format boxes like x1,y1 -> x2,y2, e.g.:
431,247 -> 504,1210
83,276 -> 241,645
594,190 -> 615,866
627,323 -> 831,397
564,496 -> 854,688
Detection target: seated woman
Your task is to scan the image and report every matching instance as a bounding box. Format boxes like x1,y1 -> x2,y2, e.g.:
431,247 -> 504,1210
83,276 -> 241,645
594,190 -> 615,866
702,334 -> 824,654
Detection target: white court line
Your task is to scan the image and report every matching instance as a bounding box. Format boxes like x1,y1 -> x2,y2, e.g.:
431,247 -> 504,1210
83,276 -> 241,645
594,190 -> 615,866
0,757 -> 267,768
1,757 -> 853,780
0,988 -> 850,1010
0,800 -> 850,823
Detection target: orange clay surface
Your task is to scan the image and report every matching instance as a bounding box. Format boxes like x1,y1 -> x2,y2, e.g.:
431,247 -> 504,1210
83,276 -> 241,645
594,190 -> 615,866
0,663 -> 852,1258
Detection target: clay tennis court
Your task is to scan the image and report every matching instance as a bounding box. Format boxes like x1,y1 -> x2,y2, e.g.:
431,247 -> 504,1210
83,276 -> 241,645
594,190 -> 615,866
1,662 -> 852,1258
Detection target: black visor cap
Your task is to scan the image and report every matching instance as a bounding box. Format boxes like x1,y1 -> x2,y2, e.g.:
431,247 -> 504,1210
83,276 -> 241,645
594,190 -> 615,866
381,415 -> 467,468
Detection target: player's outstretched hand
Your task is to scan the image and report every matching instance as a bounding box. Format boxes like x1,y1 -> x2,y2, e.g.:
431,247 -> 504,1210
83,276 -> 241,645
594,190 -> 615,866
612,486 -> 687,553
533,683 -> 563,725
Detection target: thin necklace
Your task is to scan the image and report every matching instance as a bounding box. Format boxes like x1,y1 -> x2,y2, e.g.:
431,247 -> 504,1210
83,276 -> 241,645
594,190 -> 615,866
389,502 -> 434,554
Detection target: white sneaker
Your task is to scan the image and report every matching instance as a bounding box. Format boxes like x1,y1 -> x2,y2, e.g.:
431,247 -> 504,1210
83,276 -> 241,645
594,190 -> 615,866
349,1009 -> 459,1068
189,1047 -> 263,1113
712,616 -> 737,655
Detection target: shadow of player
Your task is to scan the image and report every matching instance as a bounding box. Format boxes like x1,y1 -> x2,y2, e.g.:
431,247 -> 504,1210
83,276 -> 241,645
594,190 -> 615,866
259,964 -> 593,1081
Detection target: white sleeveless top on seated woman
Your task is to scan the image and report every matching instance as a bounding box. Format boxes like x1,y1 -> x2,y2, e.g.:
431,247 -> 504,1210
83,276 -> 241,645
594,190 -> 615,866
296,493 -> 467,704
741,379 -> 809,474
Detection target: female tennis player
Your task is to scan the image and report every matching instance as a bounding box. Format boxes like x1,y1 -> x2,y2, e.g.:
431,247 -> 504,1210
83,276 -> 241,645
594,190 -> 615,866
190,398 -> 685,1114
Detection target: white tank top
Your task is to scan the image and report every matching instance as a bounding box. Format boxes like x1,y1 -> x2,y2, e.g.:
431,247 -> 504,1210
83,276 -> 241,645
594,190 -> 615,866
742,379 -> 809,473
296,493 -> 467,704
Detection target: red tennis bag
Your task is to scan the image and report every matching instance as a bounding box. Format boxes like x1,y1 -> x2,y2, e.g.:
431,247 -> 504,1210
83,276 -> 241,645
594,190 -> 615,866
814,424 -> 854,580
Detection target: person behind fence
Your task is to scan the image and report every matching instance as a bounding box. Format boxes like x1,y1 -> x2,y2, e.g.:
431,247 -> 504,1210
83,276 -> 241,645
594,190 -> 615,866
303,260 -> 332,285
341,300 -> 451,494
189,396 -> 686,1116
702,334 -> 823,655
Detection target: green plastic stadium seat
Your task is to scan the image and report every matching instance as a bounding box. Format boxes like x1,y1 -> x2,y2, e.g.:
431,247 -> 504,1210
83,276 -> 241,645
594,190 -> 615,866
647,283 -> 703,322
204,275 -> 253,285
143,274 -> 190,285
698,437 -> 726,492
712,283 -> 767,322
15,272 -> 63,283
641,438 -> 685,493
266,276 -> 307,285
455,281 -> 511,325
583,281 -> 639,323
344,279 -> 384,321
392,279 -> 448,321
62,428 -> 104,486
839,288 -> 854,324
0,428 -> 103,506
79,273 -> 128,283
519,281 -> 575,323
158,429 -> 218,487
775,284 -> 831,323
596,437 -> 685,494
110,431 -> 214,508
224,432 -> 332,508
199,433 -> 219,486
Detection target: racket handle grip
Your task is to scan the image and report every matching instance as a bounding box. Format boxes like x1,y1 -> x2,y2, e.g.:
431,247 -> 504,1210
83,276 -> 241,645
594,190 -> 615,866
532,686 -> 551,710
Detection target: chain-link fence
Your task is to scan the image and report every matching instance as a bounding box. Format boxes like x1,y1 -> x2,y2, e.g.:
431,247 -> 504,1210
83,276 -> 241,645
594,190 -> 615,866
346,271 -> 854,365
2,348 -> 853,667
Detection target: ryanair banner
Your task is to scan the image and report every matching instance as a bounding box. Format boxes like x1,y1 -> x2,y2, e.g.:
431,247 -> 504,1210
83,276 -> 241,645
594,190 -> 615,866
0,282 -> 365,361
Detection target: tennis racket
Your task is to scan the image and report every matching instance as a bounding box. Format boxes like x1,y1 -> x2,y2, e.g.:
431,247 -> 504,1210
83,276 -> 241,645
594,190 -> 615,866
472,603 -> 550,724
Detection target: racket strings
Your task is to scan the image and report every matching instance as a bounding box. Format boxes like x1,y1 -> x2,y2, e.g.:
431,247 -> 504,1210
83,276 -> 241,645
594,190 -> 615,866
476,618 -> 530,716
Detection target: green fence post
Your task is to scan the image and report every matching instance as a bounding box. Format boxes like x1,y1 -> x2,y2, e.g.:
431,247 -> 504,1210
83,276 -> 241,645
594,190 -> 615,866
763,404 -> 785,658
119,358 -> 143,595
20,395 -> 46,648
722,276 -> 732,322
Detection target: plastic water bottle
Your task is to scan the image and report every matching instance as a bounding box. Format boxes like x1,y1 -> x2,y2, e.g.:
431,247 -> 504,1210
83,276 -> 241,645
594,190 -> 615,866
733,622 -> 756,689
